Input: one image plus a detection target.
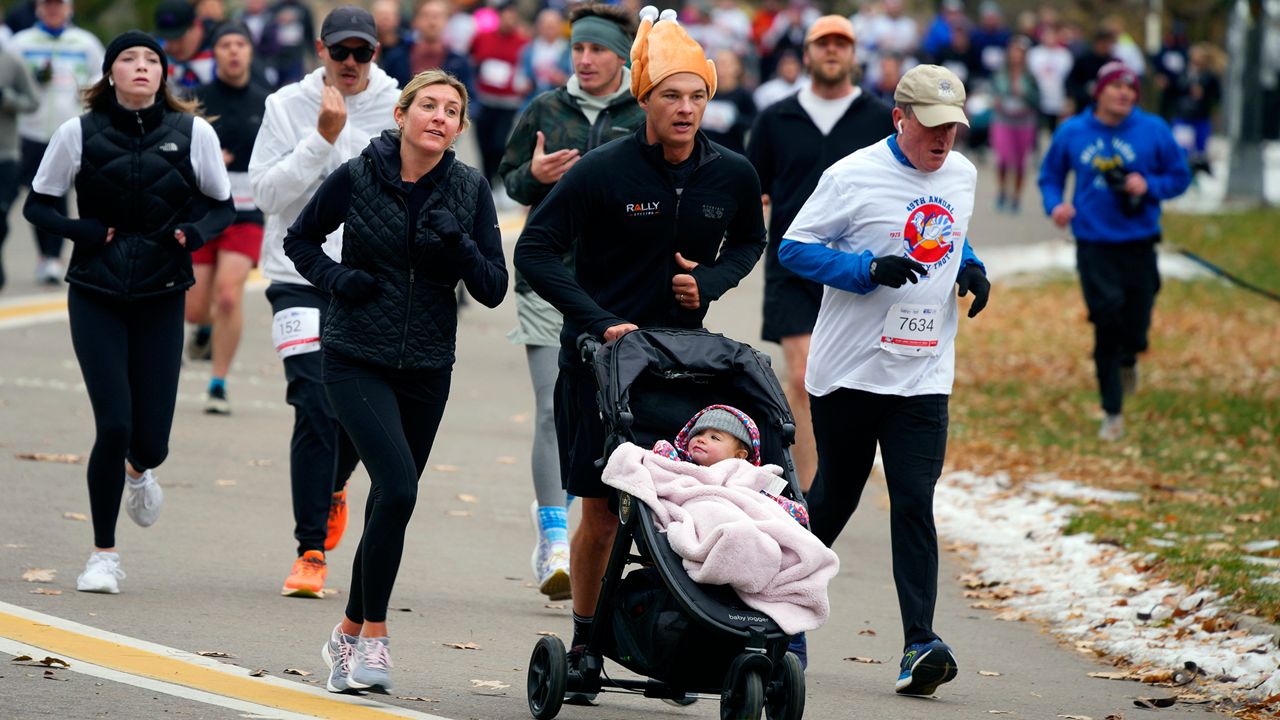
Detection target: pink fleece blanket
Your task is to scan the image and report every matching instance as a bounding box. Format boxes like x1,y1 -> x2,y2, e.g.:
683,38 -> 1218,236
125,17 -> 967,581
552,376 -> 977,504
602,442 -> 839,634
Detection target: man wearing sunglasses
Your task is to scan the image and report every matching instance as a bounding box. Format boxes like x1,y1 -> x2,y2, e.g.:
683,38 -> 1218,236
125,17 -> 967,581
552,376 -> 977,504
248,5 -> 400,599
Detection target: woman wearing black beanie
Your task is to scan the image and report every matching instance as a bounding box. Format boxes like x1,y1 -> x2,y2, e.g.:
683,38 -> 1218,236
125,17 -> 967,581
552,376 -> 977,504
23,30 -> 235,594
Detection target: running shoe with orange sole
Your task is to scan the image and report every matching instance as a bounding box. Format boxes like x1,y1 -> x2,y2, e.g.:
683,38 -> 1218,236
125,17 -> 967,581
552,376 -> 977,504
282,550 -> 327,598
325,488 -> 348,552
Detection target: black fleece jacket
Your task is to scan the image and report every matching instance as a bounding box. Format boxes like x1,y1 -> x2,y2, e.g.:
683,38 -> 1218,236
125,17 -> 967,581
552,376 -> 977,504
514,127 -> 766,366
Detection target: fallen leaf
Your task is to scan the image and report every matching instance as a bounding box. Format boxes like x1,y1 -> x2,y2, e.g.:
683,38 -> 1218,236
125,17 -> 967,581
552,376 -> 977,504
16,452 -> 84,464
470,679 -> 510,690
215,479 -> 237,487
39,657 -> 69,668
446,510 -> 472,517
197,651 -> 237,658
444,642 -> 481,650
391,607 -> 413,613
1134,697 -> 1176,709
11,655 -> 32,663
396,696 -> 440,702
857,629 -> 876,636
978,670 -> 1002,677
843,656 -> 882,664
456,493 -> 477,503
495,456 -> 516,465
283,668 -> 312,677
248,669 -> 268,677
1175,693 -> 1210,704
62,512 -> 87,521
1058,715 -> 1093,719
544,603 -> 565,610
989,712 -> 1012,715
30,588 -> 62,596
247,459 -> 273,467
42,669 -> 67,681
537,631 -> 558,637
319,588 -> 340,597
432,464 -> 459,473
22,568 -> 55,583
1088,671 -> 1133,681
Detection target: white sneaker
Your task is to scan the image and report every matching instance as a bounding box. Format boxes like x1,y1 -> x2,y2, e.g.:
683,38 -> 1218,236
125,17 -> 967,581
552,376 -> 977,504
125,469 -> 163,527
76,551 -> 125,594
1098,413 -> 1125,442
36,257 -> 63,284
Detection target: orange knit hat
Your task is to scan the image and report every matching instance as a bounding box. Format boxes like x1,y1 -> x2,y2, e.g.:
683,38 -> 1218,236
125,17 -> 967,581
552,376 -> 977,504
630,5 -> 717,101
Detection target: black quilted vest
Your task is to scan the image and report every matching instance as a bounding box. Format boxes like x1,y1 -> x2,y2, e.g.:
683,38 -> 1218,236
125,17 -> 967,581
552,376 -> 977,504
68,101 -> 199,299
324,147 -> 485,370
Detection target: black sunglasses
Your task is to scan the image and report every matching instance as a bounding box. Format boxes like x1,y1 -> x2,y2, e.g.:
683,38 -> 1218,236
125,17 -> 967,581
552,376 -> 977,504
327,44 -> 375,63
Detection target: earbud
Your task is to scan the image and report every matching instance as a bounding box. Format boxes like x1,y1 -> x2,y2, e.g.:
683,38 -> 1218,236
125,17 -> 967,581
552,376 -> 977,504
897,120 -> 905,134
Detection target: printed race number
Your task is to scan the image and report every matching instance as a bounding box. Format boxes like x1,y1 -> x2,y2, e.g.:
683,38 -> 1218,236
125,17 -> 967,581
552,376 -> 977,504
880,303 -> 944,356
271,307 -> 320,359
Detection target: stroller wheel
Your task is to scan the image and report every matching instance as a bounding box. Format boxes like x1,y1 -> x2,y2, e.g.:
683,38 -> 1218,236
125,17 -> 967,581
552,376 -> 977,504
720,668 -> 764,720
766,652 -> 805,720
527,635 -> 567,719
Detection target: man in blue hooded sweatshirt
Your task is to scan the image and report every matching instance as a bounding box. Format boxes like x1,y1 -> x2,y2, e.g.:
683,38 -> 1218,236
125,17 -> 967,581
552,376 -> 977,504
1039,61 -> 1190,442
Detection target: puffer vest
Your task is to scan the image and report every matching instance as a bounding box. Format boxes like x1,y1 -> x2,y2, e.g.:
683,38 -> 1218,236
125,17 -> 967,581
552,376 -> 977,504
323,154 -> 486,370
68,101 -> 199,299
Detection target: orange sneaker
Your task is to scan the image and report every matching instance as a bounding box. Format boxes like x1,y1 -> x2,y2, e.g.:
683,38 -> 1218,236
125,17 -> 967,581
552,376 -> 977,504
325,488 -> 348,552
282,550 -> 327,598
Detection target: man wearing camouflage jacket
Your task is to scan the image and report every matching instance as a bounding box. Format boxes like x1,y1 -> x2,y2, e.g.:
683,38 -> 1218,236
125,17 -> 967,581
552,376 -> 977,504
497,2 -> 645,604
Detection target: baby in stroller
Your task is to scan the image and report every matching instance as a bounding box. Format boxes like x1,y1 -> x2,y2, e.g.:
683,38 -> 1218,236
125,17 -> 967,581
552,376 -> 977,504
651,404 -> 809,526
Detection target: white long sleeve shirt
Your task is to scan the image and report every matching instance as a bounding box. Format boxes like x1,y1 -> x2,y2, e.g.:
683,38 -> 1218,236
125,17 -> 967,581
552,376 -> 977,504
6,25 -> 104,144
248,65 -> 400,286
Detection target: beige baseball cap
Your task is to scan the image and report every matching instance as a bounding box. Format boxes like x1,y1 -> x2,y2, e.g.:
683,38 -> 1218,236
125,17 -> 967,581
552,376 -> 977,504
893,64 -> 969,127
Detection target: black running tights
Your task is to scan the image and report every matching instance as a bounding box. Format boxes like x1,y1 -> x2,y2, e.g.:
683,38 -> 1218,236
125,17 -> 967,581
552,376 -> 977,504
67,286 -> 184,549
326,370 -> 451,624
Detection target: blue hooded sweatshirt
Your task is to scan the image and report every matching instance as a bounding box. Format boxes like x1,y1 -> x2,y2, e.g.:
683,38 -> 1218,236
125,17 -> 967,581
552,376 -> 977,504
1038,107 -> 1190,243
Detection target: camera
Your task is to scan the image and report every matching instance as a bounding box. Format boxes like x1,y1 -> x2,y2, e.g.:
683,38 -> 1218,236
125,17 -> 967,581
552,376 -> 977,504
1100,166 -> 1145,216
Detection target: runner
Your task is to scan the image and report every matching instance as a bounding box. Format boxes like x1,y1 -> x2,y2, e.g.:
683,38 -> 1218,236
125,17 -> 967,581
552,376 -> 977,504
248,6 -> 399,598
22,30 -> 232,593
186,22 -> 270,414
780,64 -> 990,695
0,50 -> 38,291
515,6 -> 765,702
284,69 -> 507,694
497,1 -> 644,603
7,0 -> 104,284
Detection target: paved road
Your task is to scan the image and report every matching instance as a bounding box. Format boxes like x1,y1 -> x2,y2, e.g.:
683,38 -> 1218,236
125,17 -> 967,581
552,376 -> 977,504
0,159 -> 1167,720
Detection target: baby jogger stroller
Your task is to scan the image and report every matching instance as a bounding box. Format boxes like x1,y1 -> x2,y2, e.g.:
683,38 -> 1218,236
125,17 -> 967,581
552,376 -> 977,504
526,328 -> 808,720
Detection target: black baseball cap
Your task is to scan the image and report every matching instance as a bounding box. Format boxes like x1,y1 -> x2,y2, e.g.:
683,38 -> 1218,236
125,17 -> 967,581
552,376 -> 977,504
321,6 -> 378,46
154,0 -> 196,40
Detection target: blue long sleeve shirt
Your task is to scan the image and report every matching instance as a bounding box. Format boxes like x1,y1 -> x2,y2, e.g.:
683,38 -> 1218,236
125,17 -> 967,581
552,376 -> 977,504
1038,107 -> 1191,242
778,134 -> 985,294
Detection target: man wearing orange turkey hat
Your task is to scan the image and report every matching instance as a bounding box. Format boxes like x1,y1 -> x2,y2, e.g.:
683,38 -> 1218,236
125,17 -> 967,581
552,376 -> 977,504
515,4 -> 766,703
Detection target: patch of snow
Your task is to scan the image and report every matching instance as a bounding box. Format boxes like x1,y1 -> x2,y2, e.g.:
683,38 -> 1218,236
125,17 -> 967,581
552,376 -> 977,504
935,470 -> 1280,700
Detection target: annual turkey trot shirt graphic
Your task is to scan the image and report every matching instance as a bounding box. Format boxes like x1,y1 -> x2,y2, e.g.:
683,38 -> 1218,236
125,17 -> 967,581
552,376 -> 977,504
1080,136 -> 1137,191
899,195 -> 959,269
784,137 -> 977,397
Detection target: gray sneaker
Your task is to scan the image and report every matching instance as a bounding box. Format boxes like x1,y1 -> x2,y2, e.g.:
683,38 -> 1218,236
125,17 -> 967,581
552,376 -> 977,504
125,469 -> 163,527
1098,413 -> 1125,442
321,625 -> 359,693
347,636 -> 393,693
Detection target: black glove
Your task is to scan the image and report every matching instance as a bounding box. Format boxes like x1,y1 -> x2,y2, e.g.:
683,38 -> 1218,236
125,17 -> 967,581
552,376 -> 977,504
427,209 -> 463,246
174,223 -> 206,253
869,255 -> 927,288
956,263 -> 990,318
34,61 -> 52,85
331,268 -> 378,303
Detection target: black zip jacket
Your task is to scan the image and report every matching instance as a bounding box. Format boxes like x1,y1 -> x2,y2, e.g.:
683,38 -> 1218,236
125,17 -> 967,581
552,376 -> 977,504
746,91 -> 893,283
283,131 -> 507,370
195,76 -> 270,225
514,127 -> 766,366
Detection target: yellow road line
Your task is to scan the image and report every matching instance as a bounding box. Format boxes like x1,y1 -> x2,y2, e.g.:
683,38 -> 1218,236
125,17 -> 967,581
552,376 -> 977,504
0,298 -> 66,321
0,609 -> 434,720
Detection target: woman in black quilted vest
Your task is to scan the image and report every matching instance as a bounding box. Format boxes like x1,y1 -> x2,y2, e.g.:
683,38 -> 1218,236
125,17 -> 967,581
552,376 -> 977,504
284,69 -> 507,694
22,31 -> 234,596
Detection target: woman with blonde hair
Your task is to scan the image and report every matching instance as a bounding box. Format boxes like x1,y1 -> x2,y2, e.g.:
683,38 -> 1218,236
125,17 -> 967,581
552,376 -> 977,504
23,30 -> 233,595
284,70 -> 508,694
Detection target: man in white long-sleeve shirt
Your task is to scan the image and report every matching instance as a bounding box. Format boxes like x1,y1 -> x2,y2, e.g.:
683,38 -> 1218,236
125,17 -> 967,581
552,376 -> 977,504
248,5 -> 399,598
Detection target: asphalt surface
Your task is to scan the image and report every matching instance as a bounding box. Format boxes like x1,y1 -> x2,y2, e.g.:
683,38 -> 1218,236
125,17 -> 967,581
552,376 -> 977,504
0,157 -> 1190,720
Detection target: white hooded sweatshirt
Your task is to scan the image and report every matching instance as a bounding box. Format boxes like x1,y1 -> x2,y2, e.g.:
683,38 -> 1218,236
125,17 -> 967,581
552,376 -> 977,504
249,64 -> 400,286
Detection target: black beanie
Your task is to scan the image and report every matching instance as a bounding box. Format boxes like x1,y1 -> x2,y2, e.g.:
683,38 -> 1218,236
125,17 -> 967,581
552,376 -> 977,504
102,30 -> 169,82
